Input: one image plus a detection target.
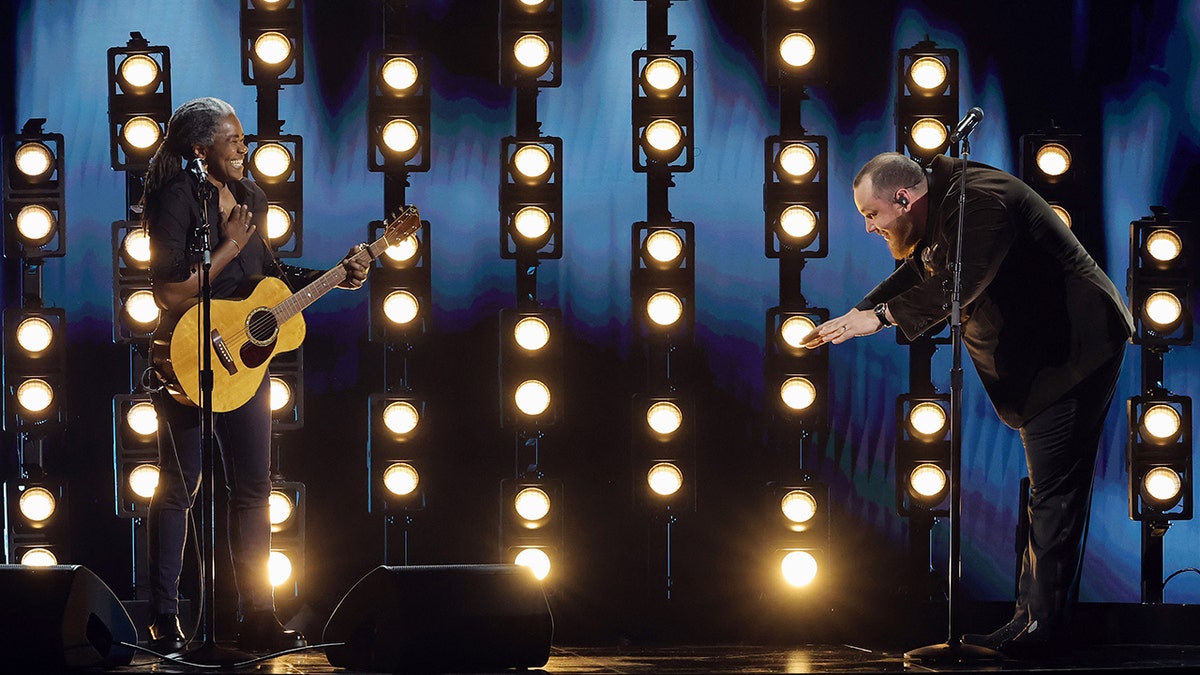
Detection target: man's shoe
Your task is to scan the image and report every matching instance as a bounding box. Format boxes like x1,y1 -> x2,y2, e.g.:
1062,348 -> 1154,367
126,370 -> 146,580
147,613 -> 187,654
237,610 -> 307,652
961,617 -> 1025,651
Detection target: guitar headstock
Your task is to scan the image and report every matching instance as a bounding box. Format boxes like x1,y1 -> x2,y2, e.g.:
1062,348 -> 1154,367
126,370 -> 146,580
382,205 -> 422,245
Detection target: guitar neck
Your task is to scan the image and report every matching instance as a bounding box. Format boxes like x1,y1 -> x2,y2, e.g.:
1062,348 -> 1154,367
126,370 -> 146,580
272,234 -> 393,323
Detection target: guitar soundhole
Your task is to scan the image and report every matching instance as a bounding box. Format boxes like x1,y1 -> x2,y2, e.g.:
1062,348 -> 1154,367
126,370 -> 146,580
245,307 -> 279,346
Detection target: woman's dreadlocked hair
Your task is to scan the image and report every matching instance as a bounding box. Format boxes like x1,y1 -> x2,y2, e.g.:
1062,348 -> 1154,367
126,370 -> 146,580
142,97 -> 236,199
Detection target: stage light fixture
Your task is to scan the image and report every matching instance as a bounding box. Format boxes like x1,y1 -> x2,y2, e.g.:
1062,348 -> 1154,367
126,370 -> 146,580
3,307 -> 66,433
500,478 -> 564,574
647,462 -> 684,497
766,480 -> 829,594
500,0 -> 562,87
763,0 -> 828,85
268,347 -> 304,430
895,394 -> 952,515
4,119 -> 66,259
369,51 -> 431,173
766,307 -> 829,431
895,39 -> 958,164
500,307 -> 563,428
268,480 -> 305,602
1020,130 -> 1088,232
500,137 -> 562,260
369,217 -> 431,344
511,546 -> 554,581
765,135 -> 828,258
244,135 -> 303,257
631,221 -> 694,341
107,32 -> 171,172
1128,210 -> 1193,347
633,394 -> 695,509
4,479 -> 70,565
240,0 -> 303,85
1128,394 -> 1192,521
368,393 -> 427,513
113,393 -> 159,517
632,50 -> 693,172
112,220 -> 158,344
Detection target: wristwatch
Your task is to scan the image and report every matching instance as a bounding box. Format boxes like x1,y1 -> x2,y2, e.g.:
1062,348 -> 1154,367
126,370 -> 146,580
873,303 -> 893,328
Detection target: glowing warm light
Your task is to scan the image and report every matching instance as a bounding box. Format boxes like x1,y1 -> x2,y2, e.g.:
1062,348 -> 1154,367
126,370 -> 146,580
514,317 -> 551,352
646,291 -> 684,327
1141,404 -> 1182,442
781,490 -> 817,524
383,463 -> 419,496
779,32 -> 815,68
383,401 -> 420,435
16,379 -> 54,414
15,316 -> 53,354
642,57 -> 682,94
512,145 -> 552,182
647,462 -> 683,496
381,57 -> 419,93
122,228 -> 152,266
15,205 -> 55,243
267,377 -> 292,413
909,463 -> 948,499
124,289 -> 161,326
908,57 -> 947,91
21,548 -> 57,566
513,207 -> 551,240
126,401 -> 158,436
781,550 -> 818,587
252,143 -> 292,179
1143,291 -> 1182,328
513,35 -> 551,70
514,380 -> 551,416
780,377 -> 816,411
382,119 -> 419,155
384,234 -> 420,264
14,142 -> 53,178
779,205 -> 817,240
514,547 -> 551,580
643,119 -> 683,153
119,54 -> 159,91
910,118 -> 947,150
266,204 -> 293,241
778,143 -> 817,179
268,550 -> 293,586
383,290 -> 420,325
1145,230 -> 1182,264
1036,143 -> 1071,177
909,402 -> 948,438
779,316 -> 816,349
254,32 -> 292,66
19,486 -> 56,522
1143,467 -> 1183,505
269,490 -> 295,527
129,464 -> 160,500
122,116 -> 161,150
644,230 -> 684,266
514,487 -> 551,523
1051,205 -> 1072,228
646,401 -> 683,436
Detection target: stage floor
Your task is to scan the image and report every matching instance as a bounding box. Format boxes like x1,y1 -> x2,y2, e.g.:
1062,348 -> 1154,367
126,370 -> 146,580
115,642 -> 1200,673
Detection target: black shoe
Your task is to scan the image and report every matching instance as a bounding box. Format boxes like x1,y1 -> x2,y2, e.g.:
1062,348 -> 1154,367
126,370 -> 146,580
237,611 -> 307,652
962,617 -> 1026,651
147,612 -> 187,654
963,618 -> 1063,659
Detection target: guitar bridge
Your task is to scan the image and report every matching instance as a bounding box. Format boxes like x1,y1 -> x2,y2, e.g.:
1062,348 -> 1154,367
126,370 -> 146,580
211,330 -> 239,376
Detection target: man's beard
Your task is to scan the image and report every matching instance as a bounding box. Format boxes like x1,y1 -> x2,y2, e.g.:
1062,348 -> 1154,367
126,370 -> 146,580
886,219 -> 920,260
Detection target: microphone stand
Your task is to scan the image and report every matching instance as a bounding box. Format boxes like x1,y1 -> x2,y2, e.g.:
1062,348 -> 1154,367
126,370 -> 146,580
183,170 -> 254,665
905,136 -> 1001,662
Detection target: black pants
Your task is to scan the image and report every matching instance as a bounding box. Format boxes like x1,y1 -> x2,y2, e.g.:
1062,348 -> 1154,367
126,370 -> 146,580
1013,349 -> 1125,628
147,376 -> 274,617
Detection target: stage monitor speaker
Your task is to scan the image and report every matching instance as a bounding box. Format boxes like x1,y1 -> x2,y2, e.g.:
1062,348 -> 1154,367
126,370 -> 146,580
323,564 -> 553,672
0,564 -> 136,669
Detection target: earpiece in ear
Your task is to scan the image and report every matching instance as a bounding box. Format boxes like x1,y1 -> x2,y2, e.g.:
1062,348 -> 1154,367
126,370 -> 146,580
897,195 -> 909,207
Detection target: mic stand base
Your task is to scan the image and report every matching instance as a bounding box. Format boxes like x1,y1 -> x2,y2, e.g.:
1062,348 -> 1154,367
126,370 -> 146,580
904,639 -> 1003,663
182,640 -> 256,666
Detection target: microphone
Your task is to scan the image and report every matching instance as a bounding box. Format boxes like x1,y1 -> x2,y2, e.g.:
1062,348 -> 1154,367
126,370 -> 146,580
188,156 -> 209,182
948,107 -> 984,144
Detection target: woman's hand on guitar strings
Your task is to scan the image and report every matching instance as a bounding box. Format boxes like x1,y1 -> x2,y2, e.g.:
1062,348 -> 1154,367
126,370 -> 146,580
338,243 -> 370,290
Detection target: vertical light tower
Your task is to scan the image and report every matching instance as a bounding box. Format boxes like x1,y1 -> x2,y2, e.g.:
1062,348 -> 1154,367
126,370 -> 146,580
760,0 -> 831,610
630,0 -> 696,603
365,0 -> 435,566
497,0 -> 565,586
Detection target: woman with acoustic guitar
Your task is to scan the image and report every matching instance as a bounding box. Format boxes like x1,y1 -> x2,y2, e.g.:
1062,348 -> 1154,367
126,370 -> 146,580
141,97 -> 369,655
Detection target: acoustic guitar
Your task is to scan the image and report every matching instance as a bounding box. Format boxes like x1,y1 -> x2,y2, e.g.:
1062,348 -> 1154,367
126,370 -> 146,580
153,205 -> 421,412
